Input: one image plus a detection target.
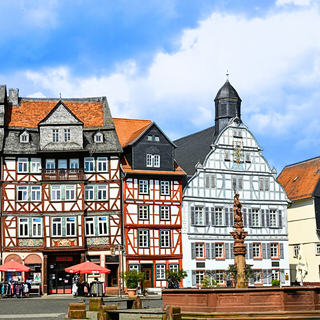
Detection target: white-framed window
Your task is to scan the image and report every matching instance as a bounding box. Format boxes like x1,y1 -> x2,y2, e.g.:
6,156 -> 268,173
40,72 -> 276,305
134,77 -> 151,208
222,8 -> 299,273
97,157 -> 108,172
31,186 -> 41,201
129,264 -> 139,271
271,243 -> 279,258
156,264 -> 166,280
195,270 -> 205,285
245,153 -> 251,162
147,135 -> 153,141
160,181 -> 170,196
17,186 -> 28,201
52,217 -> 62,236
85,217 -> 95,236
138,229 -> 149,248
97,185 -> 108,200
215,243 -> 224,259
98,216 -> 108,235
32,218 -> 42,237
216,270 -> 225,284
259,177 -> 269,191
215,207 -> 223,226
160,206 -> 170,221
294,245 -> 300,258
224,150 -> 230,161
195,243 -> 204,258
146,154 -> 160,167
252,209 -> 260,227
253,270 -> 262,283
51,185 -> 61,201
94,132 -> 103,143
195,207 -> 204,225
205,174 -> 216,188
169,264 -> 179,273
30,158 -> 41,173
85,186 -> 94,201
19,218 -> 29,237
84,157 -> 95,172
253,243 -> 261,258
70,159 -> 79,169
138,205 -> 149,220
139,180 -> 149,194
52,129 -> 59,142
17,158 -> 28,173
154,136 -> 160,142
316,244 -> 320,255
271,270 -> 279,281
66,217 -> 76,236
46,159 -> 55,169
20,132 -> 29,143
65,185 -> 76,201
64,129 -> 70,142
269,210 -> 277,227
160,230 -> 170,248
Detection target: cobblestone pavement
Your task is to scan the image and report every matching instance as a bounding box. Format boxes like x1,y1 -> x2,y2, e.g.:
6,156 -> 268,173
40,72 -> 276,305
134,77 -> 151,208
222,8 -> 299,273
0,295 -> 163,320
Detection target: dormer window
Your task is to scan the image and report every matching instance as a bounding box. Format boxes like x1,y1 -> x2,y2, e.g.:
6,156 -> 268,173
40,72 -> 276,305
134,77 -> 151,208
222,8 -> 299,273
53,129 -> 59,142
146,154 -> 160,167
154,136 -> 160,142
147,135 -> 153,141
20,131 -> 29,143
94,132 -> 103,143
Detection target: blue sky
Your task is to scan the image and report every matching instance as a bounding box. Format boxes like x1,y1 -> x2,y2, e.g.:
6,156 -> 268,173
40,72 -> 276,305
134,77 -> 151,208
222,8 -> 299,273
1,0 -> 319,174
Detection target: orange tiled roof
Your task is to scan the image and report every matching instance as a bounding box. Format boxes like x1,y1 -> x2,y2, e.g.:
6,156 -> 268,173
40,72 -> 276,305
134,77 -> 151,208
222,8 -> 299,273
113,118 -> 152,147
277,157 -> 320,201
121,156 -> 185,176
6,100 -> 104,128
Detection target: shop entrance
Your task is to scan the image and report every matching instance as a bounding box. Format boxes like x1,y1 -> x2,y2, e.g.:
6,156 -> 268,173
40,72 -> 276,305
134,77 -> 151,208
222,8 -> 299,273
141,264 -> 153,290
47,254 -> 81,294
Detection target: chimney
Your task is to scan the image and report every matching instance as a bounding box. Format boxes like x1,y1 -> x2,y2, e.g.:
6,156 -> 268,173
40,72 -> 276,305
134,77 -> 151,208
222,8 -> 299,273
9,88 -> 19,106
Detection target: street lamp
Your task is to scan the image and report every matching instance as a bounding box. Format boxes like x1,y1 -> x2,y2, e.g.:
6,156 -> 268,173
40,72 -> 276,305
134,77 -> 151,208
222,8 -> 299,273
111,244 -> 126,298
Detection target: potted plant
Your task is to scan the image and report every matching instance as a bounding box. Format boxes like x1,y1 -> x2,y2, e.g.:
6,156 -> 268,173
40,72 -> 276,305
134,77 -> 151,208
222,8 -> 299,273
120,270 -> 145,296
166,269 -> 187,289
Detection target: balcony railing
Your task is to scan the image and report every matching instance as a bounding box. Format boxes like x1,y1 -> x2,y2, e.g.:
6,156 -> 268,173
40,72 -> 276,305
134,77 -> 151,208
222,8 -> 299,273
41,169 -> 85,181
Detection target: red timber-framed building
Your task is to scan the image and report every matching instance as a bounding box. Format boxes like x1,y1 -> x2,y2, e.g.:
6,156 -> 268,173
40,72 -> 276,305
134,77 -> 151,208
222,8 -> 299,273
0,87 -> 123,294
114,118 -> 186,292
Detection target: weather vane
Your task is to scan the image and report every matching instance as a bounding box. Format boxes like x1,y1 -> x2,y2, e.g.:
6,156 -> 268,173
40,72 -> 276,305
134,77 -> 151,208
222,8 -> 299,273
226,70 -> 229,81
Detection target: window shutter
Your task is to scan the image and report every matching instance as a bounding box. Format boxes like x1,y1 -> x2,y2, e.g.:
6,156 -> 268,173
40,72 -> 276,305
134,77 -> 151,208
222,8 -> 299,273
191,243 -> 195,260
230,208 -> 234,227
225,243 -> 230,259
267,272 -> 272,285
205,174 -> 210,188
245,244 -> 248,259
191,206 -> 195,225
267,243 -> 271,259
249,243 -> 253,259
206,243 -> 210,260
211,174 -> 216,188
211,243 -> 216,259
278,210 -> 283,228
266,209 -> 270,227
262,243 -> 267,259
225,208 -> 229,226
248,209 -> 252,227
211,207 -> 215,226
205,207 -> 210,225
259,178 -> 263,191
239,177 -> 243,190
261,209 -> 265,227
280,270 -> 285,283
243,208 -> 247,227
192,270 -> 196,286
265,178 -> 269,191
262,270 -> 268,285
280,243 -> 284,259
230,243 -> 234,259
232,177 -> 237,191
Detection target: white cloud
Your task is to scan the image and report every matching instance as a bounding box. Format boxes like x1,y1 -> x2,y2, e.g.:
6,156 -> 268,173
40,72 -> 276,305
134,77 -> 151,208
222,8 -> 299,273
27,91 -> 46,98
23,3 -> 320,150
276,0 -> 310,6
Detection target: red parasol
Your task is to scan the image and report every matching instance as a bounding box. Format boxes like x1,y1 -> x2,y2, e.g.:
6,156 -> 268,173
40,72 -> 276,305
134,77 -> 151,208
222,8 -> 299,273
0,260 -> 30,272
65,261 -> 111,274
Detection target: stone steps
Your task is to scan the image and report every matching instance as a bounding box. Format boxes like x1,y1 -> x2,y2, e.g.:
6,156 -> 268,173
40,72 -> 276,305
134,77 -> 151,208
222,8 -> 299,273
181,310 -> 320,320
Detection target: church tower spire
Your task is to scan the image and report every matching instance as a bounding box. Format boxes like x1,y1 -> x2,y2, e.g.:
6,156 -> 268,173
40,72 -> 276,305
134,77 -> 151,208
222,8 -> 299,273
214,75 -> 241,135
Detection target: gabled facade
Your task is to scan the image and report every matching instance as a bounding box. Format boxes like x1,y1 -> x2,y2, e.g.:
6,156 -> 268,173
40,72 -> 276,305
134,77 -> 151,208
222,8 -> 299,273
278,157 -> 320,285
0,87 -> 123,294
175,80 -> 290,287
114,118 -> 186,292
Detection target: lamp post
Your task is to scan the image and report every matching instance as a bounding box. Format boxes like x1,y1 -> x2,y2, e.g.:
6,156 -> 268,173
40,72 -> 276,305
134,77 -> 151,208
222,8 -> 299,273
111,244 -> 126,298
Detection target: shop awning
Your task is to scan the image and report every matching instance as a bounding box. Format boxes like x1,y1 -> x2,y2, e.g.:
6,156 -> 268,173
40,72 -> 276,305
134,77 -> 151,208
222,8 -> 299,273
65,261 -> 111,274
0,260 -> 30,272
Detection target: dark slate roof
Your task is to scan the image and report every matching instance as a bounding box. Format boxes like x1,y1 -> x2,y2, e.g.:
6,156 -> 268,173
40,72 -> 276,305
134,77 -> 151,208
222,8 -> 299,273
214,80 -> 241,101
174,126 -> 217,176
0,85 -> 6,104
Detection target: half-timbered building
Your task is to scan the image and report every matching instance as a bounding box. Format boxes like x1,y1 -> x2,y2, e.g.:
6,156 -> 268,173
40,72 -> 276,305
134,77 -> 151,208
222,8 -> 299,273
0,86 -> 123,294
114,118 -> 186,293
174,79 -> 290,287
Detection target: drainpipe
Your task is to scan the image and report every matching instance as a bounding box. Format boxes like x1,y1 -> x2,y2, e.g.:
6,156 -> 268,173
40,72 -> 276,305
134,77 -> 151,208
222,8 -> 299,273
0,155 -> 3,269
120,161 -> 126,292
